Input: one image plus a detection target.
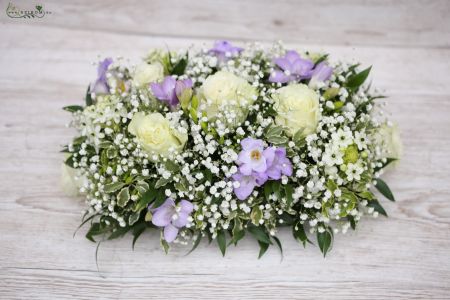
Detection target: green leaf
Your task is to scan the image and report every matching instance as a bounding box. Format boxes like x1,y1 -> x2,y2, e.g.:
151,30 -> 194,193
85,222 -> 112,243
174,177 -> 188,192
312,53 -> 329,66
271,236 -> 283,258
144,211 -> 152,222
374,157 -> 397,172
217,230 -> 227,256
133,187 -> 156,212
85,86 -> 93,106
132,223 -> 147,250
326,179 -> 337,192
267,135 -> 288,145
104,182 -> 126,193
191,95 -> 199,110
250,206 -> 263,225
152,190 -> 166,209
106,147 -> 117,159
323,87 -> 340,100
293,129 -> 306,147
155,177 -> 172,189
265,125 -> 284,137
164,160 -> 180,172
347,215 -> 357,230
171,55 -> 188,76
73,214 -> 97,238
367,199 -> 388,217
358,190 -> 375,200
285,184 -> 293,207
345,66 -> 372,91
63,105 -> 83,113
161,236 -> 170,254
272,181 -> 281,200
258,241 -> 270,259
108,226 -> 130,240
117,187 -> 130,207
375,178 -> 395,201
128,211 -> 140,226
230,219 -> 245,246
64,155 -> 75,168
317,227 -> 333,257
264,183 -> 272,200
293,222 -> 309,247
135,181 -> 149,195
247,224 -> 272,245
185,233 -> 202,256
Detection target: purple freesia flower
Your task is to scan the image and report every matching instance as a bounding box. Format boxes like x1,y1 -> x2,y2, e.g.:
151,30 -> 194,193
150,198 -> 193,243
232,172 -> 267,201
264,147 -> 293,180
233,138 -> 293,200
209,40 -> 243,61
237,138 -> 268,175
151,76 -> 193,107
269,50 -> 314,83
90,57 -> 113,95
309,61 -> 333,85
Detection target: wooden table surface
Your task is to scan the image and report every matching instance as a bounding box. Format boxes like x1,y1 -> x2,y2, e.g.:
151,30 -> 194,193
1,1 -> 449,299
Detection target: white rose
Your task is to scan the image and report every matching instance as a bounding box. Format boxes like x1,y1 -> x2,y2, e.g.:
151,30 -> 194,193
272,84 -> 321,136
128,112 -> 187,158
132,63 -> 164,87
376,122 -> 402,160
200,71 -> 257,125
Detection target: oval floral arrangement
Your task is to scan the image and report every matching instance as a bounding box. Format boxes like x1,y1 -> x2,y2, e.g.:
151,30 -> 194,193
62,41 -> 401,257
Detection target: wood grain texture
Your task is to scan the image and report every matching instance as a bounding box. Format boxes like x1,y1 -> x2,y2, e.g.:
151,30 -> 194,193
0,0 -> 450,299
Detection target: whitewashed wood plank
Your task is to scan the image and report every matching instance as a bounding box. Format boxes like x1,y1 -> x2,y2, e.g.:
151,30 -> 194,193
2,0 -> 450,48
1,8 -> 450,300
0,23 -> 449,97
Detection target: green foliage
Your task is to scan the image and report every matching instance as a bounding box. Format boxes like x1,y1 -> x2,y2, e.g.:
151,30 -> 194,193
104,182 -> 126,193
293,222 -> 309,247
85,86 -> 93,106
64,155 -> 75,168
317,226 -> 333,257
128,211 -> 140,226
132,222 -> 147,250
217,230 -> 227,256
367,199 -> 387,217
117,187 -> 130,207
258,241 -> 270,259
271,235 -> 283,258
375,178 -> 395,201
161,235 -> 170,254
170,53 -> 188,76
230,219 -> 245,246
374,158 -> 397,172
345,66 -> 372,92
284,184 -> 293,207
265,125 -> 288,145
63,105 -> 83,113
247,224 -> 272,245
250,206 -> 263,225
185,233 -> 202,256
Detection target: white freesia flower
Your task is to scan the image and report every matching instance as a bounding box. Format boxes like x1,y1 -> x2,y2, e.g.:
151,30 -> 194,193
200,71 -> 257,125
272,84 -> 320,136
128,112 -> 188,158
132,63 -> 164,87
